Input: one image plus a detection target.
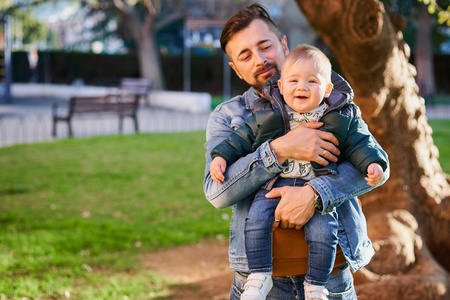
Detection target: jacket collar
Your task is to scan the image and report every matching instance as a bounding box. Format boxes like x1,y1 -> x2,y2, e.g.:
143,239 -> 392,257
244,86 -> 260,110
262,72 -> 281,98
324,90 -> 351,113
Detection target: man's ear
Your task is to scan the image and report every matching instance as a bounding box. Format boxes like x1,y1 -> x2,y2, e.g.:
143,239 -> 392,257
281,35 -> 289,56
278,79 -> 283,95
229,61 -> 242,79
325,83 -> 333,97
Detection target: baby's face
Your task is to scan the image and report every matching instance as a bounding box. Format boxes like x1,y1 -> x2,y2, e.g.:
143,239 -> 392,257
278,58 -> 332,113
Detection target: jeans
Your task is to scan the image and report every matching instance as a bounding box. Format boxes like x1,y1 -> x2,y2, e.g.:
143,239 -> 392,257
230,264 -> 357,300
245,178 -> 340,285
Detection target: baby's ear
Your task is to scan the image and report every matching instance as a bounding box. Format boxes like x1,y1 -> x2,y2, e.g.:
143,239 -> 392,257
325,83 -> 333,97
278,80 -> 283,94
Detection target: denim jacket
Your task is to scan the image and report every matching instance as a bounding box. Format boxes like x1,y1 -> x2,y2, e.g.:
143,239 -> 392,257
203,73 -> 390,272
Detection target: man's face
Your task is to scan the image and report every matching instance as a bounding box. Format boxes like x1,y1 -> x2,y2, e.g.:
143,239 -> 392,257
225,19 -> 289,93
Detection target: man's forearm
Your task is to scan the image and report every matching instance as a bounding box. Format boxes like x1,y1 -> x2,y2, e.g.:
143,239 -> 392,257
204,141 -> 285,209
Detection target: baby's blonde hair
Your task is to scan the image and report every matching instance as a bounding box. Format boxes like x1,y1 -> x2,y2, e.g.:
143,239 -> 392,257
281,44 -> 332,83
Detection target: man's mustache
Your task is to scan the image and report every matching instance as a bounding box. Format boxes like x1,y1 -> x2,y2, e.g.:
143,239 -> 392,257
254,63 -> 278,77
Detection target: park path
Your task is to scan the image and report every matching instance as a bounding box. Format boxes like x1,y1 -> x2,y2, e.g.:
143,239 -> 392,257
144,240 -> 233,300
0,97 -> 211,148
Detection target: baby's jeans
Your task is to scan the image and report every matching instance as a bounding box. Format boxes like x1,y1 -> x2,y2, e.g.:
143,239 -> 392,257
245,177 -> 340,286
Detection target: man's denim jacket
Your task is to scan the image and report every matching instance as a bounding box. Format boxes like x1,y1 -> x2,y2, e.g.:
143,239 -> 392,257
203,75 -> 390,272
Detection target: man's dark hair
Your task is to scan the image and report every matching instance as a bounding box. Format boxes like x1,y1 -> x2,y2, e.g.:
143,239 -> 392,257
220,3 -> 282,54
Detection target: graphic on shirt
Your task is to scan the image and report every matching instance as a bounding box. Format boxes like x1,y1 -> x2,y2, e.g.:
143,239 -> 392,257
281,103 -> 327,179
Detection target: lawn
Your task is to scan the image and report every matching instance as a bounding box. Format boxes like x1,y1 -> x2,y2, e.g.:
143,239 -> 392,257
428,119 -> 450,173
0,131 -> 230,299
0,120 -> 448,299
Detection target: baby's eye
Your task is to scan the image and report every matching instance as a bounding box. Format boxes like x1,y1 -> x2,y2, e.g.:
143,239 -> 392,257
308,80 -> 317,83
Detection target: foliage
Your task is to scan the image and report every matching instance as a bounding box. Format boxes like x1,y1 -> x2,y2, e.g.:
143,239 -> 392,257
383,0 -> 450,53
13,9 -> 49,45
0,131 -> 230,299
0,0 -> 58,50
418,0 -> 450,25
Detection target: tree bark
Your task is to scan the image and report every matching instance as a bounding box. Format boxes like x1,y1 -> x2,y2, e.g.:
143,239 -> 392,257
295,1 -> 450,299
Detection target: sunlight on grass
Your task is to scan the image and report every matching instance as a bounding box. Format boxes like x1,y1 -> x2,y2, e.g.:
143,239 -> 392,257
0,131 -> 230,299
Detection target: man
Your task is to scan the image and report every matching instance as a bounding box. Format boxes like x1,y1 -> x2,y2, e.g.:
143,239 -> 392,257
203,4 -> 389,300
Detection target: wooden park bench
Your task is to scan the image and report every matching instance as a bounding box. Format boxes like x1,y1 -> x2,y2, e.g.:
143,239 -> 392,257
120,78 -> 153,106
52,93 -> 139,137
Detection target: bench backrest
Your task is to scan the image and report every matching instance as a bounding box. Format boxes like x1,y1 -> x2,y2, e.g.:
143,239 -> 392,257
69,94 -> 138,116
120,78 -> 153,96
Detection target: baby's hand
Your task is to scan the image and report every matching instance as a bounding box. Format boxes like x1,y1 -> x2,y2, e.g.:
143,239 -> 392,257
210,157 -> 227,183
366,163 -> 383,186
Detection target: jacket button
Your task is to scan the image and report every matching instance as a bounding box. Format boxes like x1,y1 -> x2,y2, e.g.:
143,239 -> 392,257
267,157 -> 272,163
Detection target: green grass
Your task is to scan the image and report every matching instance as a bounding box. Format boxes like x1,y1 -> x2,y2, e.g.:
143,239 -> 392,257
0,120 -> 448,299
0,131 -> 230,299
211,95 -> 224,109
429,119 -> 450,173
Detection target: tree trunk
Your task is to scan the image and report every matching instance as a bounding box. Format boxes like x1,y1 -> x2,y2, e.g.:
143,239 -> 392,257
136,30 -> 165,90
120,8 -> 164,90
415,3 -> 436,101
295,1 -> 450,299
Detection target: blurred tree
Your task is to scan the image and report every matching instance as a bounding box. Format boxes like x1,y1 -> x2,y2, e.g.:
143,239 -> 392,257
14,9 -> 50,46
82,0 -> 251,90
381,0 -> 449,100
81,0 -> 184,90
416,2 -> 437,100
295,0 -> 450,299
1,0 -> 57,48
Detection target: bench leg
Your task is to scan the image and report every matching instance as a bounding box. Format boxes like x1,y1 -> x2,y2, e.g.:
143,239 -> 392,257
119,116 -> 123,133
68,120 -> 73,137
134,115 -> 139,133
52,119 -> 57,137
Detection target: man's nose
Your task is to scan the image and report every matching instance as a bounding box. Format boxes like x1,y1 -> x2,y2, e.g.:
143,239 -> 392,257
254,51 -> 267,66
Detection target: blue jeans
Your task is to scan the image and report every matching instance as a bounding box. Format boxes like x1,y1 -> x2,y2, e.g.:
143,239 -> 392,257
245,178 -> 339,285
230,264 -> 357,300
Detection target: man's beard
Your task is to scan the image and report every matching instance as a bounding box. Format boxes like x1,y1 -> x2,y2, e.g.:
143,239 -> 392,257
252,63 -> 278,93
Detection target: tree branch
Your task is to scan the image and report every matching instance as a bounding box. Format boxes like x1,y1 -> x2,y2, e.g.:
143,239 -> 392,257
112,0 -> 131,14
144,0 -> 157,18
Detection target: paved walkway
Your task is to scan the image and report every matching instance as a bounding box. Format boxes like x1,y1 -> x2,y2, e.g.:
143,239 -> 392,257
0,97 -> 211,148
0,98 -> 448,148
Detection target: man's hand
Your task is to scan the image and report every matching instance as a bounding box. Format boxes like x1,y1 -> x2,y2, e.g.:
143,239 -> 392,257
269,122 -> 340,166
267,185 -> 316,232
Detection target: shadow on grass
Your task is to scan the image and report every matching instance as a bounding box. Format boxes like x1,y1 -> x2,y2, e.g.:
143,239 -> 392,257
0,186 -> 29,196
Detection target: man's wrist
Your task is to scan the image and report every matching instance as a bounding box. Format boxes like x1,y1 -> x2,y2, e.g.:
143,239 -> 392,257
313,191 -> 323,213
269,138 -> 288,165
306,184 -> 323,213
260,142 -> 286,173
